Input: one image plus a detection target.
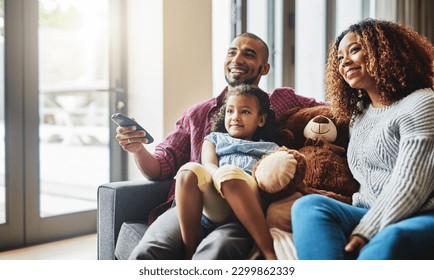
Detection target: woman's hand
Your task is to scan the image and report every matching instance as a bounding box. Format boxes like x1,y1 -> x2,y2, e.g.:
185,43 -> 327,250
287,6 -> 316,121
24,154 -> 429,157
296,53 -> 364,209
345,235 -> 368,256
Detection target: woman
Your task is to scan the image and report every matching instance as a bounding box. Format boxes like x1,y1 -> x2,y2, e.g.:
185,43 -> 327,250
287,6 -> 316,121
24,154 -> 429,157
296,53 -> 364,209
291,18 -> 434,259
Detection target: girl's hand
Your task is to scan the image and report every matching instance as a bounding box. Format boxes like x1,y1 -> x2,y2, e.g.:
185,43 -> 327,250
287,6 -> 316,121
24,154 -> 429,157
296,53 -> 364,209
345,235 -> 367,256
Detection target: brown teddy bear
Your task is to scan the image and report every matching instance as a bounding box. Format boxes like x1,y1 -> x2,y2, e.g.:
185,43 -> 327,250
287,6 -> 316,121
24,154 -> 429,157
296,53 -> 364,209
253,105 -> 360,232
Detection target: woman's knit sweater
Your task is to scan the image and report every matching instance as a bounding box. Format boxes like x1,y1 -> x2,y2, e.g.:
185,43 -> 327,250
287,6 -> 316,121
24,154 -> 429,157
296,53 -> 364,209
348,88 -> 434,240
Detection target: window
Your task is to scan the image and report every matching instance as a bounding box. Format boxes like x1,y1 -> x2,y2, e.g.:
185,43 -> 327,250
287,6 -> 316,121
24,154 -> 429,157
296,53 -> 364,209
295,0 -> 372,101
295,0 -> 327,101
212,0 -> 231,96
214,0 -> 377,101
212,0 -> 284,94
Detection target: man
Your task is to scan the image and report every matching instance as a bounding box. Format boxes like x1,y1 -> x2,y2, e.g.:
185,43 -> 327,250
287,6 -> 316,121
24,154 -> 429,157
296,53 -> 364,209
115,33 -> 324,259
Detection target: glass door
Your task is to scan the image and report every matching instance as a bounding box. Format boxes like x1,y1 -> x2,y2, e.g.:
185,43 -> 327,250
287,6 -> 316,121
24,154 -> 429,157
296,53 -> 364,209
38,0 -> 110,218
25,0 -> 112,244
0,0 -> 124,249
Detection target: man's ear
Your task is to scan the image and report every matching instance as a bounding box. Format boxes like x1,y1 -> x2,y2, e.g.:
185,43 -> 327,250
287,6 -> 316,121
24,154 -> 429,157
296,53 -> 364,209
261,63 -> 270,76
258,114 -> 267,127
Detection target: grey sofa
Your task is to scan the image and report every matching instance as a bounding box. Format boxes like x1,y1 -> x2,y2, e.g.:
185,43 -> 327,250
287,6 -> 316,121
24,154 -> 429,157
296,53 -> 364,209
98,179 -> 434,260
97,179 -> 173,260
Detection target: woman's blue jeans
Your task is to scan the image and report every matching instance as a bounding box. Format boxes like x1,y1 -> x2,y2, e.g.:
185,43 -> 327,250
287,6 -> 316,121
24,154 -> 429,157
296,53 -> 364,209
292,194 -> 434,260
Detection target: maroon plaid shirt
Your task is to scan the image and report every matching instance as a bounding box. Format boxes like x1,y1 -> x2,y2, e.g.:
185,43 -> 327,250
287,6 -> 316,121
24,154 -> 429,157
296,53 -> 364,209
148,87 -> 326,222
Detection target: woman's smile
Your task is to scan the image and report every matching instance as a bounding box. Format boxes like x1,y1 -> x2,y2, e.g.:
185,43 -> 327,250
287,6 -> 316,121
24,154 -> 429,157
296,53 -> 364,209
345,66 -> 362,78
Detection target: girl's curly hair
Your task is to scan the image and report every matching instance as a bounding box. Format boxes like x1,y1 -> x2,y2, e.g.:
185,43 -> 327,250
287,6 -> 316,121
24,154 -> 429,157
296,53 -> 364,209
211,84 -> 277,142
325,18 -> 434,124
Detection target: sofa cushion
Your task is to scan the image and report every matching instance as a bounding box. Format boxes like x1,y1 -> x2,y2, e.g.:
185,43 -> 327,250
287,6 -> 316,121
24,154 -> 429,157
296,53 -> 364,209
114,222 -> 148,260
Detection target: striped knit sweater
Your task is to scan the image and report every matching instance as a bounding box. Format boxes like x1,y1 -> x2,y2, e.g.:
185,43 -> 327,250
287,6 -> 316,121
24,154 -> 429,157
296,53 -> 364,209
348,88 -> 434,240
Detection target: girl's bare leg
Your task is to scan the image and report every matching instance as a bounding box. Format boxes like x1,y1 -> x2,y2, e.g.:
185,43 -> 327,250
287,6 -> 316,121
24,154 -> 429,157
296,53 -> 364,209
221,179 -> 277,260
175,171 -> 203,259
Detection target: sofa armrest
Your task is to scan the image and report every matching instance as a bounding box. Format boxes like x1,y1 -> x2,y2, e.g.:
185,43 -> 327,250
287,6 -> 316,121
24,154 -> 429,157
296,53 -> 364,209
97,179 -> 173,260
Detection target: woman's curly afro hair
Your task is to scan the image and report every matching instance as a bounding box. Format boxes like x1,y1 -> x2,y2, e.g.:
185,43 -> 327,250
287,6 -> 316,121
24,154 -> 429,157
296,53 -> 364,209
325,18 -> 434,124
211,84 -> 277,142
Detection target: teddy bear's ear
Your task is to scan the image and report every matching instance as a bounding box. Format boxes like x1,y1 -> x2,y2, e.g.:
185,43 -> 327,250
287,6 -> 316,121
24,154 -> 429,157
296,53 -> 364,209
277,107 -> 301,123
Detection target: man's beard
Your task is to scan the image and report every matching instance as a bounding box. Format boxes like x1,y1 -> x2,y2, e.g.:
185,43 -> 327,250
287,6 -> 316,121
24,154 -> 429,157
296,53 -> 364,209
225,66 -> 262,87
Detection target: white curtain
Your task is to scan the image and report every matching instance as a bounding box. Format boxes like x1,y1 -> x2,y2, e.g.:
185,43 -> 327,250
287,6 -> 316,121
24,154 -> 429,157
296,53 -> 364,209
376,0 -> 433,43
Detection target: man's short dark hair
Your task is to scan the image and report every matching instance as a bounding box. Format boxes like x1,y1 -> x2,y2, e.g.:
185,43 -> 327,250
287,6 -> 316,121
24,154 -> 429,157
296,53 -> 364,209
236,32 -> 269,62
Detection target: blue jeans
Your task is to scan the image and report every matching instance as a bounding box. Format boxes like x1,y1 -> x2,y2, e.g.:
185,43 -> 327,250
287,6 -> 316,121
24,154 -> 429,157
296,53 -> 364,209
292,194 -> 434,260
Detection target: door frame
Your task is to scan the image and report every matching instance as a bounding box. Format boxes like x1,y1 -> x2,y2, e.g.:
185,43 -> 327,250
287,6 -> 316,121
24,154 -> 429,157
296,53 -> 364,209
0,0 -> 26,250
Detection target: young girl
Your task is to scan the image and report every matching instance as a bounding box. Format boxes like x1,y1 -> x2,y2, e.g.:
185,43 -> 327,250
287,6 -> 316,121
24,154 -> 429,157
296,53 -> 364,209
292,18 -> 434,259
175,84 -> 281,260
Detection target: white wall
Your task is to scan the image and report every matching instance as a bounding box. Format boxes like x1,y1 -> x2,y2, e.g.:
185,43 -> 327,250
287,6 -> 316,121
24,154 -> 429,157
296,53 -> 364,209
163,0 -> 213,136
126,0 -> 212,180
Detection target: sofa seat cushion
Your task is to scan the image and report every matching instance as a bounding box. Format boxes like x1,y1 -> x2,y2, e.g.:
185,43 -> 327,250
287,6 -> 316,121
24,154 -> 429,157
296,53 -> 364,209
115,222 -> 148,260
